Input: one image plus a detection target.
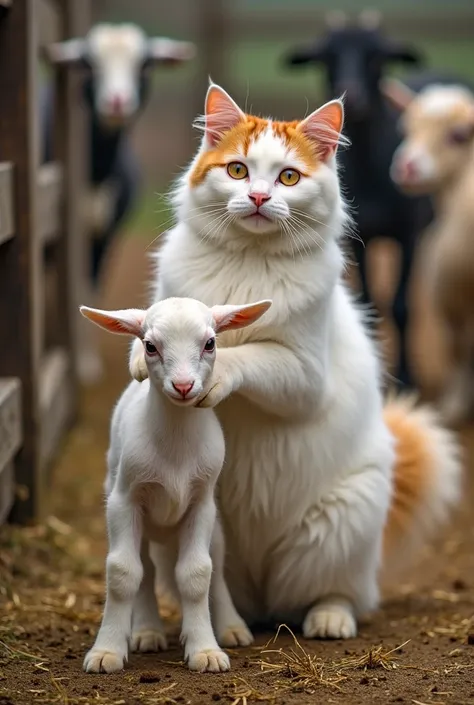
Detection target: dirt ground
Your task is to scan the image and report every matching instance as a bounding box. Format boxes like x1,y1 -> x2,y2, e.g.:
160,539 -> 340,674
0,235 -> 473,705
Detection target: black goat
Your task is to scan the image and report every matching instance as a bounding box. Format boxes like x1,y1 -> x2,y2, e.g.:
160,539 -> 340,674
42,23 -> 195,286
284,11 -> 434,389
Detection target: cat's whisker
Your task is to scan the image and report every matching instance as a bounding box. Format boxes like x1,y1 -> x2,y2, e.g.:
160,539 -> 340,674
196,210 -> 233,244
290,208 -> 339,233
288,221 -> 312,259
288,216 -> 326,254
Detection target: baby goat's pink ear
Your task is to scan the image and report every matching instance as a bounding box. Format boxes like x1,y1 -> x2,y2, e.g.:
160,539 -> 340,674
204,83 -> 245,148
80,306 -> 146,338
297,99 -> 345,162
211,299 -> 272,334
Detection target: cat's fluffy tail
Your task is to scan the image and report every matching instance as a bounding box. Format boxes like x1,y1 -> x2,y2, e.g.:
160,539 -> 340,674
381,396 -> 463,583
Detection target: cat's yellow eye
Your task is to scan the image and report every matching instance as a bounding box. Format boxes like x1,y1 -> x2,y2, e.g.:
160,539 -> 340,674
279,168 -> 301,186
227,162 -> 248,180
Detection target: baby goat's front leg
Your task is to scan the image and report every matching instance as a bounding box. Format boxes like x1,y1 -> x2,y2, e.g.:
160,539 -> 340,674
84,489 -> 143,673
210,518 -> 254,648
176,489 -> 230,672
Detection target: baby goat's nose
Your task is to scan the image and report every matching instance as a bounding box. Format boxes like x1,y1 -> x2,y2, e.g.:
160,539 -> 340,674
172,380 -> 195,398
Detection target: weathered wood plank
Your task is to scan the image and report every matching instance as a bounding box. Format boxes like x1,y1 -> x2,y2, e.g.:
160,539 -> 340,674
37,163 -> 63,245
0,378 -> 22,472
39,348 -> 73,467
0,378 -> 21,524
53,0 -> 91,391
0,0 -> 44,523
37,0 -> 61,47
0,463 -> 14,524
0,163 -> 14,246
229,10 -> 474,41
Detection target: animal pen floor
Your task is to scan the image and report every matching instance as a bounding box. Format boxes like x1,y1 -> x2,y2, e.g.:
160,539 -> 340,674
1,236 -> 474,705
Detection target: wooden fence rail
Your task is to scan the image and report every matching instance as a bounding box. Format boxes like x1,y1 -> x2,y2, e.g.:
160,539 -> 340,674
0,0 -> 90,524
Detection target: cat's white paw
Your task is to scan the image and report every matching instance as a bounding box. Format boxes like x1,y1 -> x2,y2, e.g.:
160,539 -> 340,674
218,623 -> 254,648
303,604 -> 357,640
187,648 -> 230,672
83,648 -> 126,673
131,628 -> 168,653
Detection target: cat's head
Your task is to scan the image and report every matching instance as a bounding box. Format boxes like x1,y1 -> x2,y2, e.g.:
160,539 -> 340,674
175,83 -> 349,255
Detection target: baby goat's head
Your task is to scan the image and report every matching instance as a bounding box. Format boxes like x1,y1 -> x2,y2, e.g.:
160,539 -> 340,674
80,297 -> 271,406
45,23 -> 195,127
382,79 -> 474,194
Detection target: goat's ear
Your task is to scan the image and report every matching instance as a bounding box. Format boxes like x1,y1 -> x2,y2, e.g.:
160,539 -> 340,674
43,38 -> 86,66
326,10 -> 348,30
383,40 -> 423,65
200,82 -> 245,149
284,42 -> 327,67
380,77 -> 416,112
80,306 -> 146,338
146,38 -> 196,65
297,99 -> 345,161
211,300 -> 272,334
357,8 -> 382,30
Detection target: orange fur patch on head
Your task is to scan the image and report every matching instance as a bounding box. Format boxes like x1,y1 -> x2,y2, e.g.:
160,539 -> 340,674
382,398 -> 434,560
189,114 -> 324,188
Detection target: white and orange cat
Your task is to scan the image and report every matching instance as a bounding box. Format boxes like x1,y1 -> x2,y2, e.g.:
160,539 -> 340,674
128,84 -> 462,642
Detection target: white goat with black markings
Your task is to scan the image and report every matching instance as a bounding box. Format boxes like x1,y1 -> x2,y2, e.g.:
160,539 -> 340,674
80,296 -> 271,673
43,23 -> 195,383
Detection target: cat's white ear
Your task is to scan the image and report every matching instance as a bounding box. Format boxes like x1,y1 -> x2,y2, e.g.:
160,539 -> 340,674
204,83 -> 245,148
297,99 -> 345,162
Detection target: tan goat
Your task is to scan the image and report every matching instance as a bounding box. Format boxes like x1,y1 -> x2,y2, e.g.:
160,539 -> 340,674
382,79 -> 474,425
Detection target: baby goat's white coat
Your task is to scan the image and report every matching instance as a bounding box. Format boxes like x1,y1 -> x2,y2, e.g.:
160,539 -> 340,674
80,297 -> 270,673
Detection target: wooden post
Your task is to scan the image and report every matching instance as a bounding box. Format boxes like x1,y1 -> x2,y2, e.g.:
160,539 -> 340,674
0,0 -> 42,522
194,0 -> 229,116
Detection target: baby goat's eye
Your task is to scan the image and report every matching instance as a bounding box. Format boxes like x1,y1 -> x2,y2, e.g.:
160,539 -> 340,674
145,341 -> 158,355
204,338 -> 215,353
278,168 -> 300,186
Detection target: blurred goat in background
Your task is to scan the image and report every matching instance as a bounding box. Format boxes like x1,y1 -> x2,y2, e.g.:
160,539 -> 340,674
284,9 -> 433,389
41,23 -> 195,382
383,79 -> 474,427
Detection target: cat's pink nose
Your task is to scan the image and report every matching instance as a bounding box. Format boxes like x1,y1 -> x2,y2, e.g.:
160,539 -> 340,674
249,192 -> 271,208
172,381 -> 195,398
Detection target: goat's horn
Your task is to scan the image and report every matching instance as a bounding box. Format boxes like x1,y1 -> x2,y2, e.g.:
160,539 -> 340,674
325,10 -> 348,29
358,8 -> 382,29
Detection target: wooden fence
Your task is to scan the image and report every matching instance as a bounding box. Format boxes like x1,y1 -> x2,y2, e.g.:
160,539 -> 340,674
0,0 -> 90,524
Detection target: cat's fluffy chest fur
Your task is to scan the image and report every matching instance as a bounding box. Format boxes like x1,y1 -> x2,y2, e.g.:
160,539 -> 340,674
151,219 -> 394,622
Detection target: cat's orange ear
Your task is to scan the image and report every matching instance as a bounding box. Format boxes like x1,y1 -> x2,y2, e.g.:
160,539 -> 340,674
297,99 -> 346,162
204,83 -> 245,148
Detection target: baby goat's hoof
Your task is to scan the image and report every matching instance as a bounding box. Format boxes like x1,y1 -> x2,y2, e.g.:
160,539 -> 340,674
131,629 -> 168,653
218,624 -> 254,648
187,648 -> 230,673
83,648 -> 125,673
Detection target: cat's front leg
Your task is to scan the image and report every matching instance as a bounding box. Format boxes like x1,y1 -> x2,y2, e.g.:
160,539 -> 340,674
196,353 -> 242,409
197,343 -> 325,417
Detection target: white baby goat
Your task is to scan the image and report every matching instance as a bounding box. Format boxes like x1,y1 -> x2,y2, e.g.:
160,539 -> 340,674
80,296 -> 271,673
